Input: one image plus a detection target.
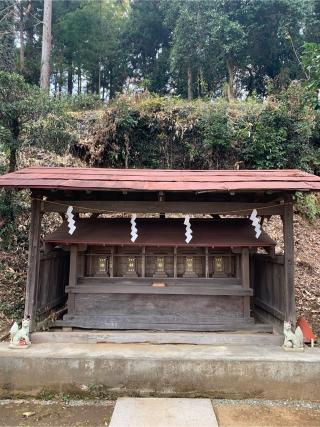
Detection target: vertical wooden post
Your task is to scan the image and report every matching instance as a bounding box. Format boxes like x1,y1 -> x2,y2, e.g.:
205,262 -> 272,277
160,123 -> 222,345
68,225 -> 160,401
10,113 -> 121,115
241,248 -> 250,319
235,254 -> 240,278
68,245 -> 78,313
174,246 -> 178,278
110,246 -> 114,278
25,199 -> 42,329
141,246 -> 146,278
282,197 -> 296,324
205,247 -> 209,278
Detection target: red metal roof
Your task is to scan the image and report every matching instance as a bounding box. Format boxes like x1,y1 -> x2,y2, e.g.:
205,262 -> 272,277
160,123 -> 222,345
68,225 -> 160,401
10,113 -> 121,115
0,167 -> 320,192
45,218 -> 276,247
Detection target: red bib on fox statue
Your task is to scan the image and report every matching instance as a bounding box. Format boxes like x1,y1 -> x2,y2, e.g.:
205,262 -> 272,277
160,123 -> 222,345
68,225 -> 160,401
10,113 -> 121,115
297,315 -> 316,345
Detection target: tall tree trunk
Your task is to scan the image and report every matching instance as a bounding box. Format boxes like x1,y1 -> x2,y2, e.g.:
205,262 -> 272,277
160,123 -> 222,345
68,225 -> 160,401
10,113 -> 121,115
58,66 -> 63,93
19,4 -> 24,72
124,134 -> 129,168
187,67 -> 193,100
40,0 -> 52,92
53,72 -> 58,94
226,57 -> 235,101
109,67 -> 115,99
77,67 -> 81,94
98,63 -> 101,97
67,61 -> 73,94
9,146 -> 17,173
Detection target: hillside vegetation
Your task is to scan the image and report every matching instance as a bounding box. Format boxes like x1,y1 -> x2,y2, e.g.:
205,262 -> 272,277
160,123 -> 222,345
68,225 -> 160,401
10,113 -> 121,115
73,87 -> 320,172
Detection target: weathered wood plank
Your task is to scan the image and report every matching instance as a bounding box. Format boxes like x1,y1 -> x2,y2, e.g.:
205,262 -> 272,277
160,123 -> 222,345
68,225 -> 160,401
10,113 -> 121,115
43,200 -> 284,216
25,199 -> 42,329
31,330 -> 279,345
56,317 -> 259,332
73,293 -> 245,322
37,252 -> 69,316
66,284 -> 252,296
77,277 -> 241,286
254,298 -> 285,321
252,253 -> 286,328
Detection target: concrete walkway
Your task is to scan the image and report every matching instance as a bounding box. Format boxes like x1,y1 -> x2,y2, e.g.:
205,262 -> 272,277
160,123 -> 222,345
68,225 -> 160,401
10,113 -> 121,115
1,343 -> 320,400
109,398 -> 219,427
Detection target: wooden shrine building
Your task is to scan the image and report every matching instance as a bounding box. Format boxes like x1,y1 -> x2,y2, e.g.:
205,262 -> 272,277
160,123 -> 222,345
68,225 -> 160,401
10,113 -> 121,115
1,167 -> 320,333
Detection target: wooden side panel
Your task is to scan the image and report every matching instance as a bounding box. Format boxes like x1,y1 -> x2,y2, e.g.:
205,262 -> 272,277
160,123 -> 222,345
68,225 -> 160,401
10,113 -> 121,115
36,251 -> 69,317
64,293 -> 247,330
25,199 -> 42,328
75,294 -> 243,317
252,254 -> 285,324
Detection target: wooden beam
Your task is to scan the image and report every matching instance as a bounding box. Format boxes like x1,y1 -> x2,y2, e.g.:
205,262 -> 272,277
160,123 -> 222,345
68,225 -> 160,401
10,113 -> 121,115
25,199 -> 42,330
43,201 -> 284,216
68,245 -> 78,313
282,198 -> 296,323
241,248 -> 250,319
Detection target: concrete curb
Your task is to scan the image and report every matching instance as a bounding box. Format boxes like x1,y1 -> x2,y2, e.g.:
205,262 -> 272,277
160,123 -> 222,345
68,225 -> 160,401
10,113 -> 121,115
0,343 -> 319,401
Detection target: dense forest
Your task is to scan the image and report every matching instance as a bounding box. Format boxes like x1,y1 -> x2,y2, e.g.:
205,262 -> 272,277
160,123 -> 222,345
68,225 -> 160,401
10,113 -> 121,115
0,0 -> 320,99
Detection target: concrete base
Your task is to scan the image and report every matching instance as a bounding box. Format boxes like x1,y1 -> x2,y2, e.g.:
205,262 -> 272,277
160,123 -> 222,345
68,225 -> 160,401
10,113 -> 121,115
109,398 -> 218,427
0,343 -> 320,401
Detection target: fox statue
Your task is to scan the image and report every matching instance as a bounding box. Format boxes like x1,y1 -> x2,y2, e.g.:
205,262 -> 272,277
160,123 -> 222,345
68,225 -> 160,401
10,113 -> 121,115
283,321 -> 304,350
9,317 -> 31,349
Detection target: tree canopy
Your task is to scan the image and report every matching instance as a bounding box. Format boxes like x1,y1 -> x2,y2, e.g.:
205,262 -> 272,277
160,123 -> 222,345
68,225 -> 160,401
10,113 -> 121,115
0,0 -> 319,99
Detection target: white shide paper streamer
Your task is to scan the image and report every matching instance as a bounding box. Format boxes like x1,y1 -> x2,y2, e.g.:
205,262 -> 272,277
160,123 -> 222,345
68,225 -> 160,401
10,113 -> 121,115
130,214 -> 138,242
184,215 -> 193,244
66,206 -> 76,235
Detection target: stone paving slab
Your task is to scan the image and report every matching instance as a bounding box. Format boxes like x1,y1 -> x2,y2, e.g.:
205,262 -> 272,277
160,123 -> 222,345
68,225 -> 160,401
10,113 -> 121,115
109,398 -> 218,427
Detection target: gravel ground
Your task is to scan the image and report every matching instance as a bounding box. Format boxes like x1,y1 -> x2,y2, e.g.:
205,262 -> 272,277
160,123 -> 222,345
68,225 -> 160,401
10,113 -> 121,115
1,399 -> 320,427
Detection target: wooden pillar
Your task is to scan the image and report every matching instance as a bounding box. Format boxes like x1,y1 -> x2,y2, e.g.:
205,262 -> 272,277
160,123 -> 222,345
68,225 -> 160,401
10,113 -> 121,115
241,248 -> 250,319
110,246 -> 114,278
205,247 -> 209,278
173,246 -> 178,278
68,244 -> 78,313
236,255 -> 241,279
282,198 -> 296,323
141,246 -> 146,278
24,199 -> 42,329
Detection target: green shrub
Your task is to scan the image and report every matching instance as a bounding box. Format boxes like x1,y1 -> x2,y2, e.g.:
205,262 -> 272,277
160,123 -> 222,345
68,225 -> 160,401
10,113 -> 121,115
295,192 -> 320,222
56,93 -> 103,111
73,84 -> 319,173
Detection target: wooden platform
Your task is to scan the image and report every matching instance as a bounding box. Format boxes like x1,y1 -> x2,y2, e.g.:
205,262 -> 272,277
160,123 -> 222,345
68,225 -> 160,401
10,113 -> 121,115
69,277 -> 251,296
31,330 -> 280,345
55,319 -> 262,332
